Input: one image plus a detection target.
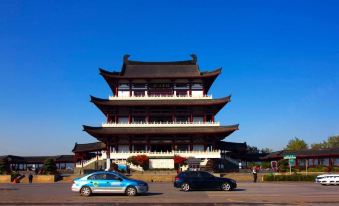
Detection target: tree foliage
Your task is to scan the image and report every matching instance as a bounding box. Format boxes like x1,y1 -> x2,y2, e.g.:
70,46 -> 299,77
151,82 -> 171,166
285,137 -> 308,150
311,135 -> 339,149
0,158 -> 11,175
43,158 -> 57,174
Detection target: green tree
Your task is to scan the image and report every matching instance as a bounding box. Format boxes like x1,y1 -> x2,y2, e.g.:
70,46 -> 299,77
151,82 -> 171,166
43,158 -> 57,174
285,137 -> 308,150
311,143 -> 324,150
0,158 -> 11,174
326,135 -> 339,148
261,148 -> 273,153
311,135 -> 339,149
278,159 -> 289,172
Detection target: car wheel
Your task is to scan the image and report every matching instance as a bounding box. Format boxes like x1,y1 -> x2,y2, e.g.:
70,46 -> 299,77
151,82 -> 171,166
80,186 -> 92,197
181,182 -> 190,192
221,182 -> 232,191
125,186 -> 137,196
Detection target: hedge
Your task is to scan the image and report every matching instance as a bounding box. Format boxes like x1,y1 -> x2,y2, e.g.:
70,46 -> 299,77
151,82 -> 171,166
263,173 -> 318,181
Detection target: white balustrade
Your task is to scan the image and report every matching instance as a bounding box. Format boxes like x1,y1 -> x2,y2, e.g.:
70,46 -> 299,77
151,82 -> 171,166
102,121 -> 220,127
76,150 -> 221,168
108,94 -> 212,100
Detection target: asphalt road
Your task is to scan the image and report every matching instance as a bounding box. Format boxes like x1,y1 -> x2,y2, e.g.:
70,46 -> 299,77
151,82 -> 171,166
0,182 -> 338,205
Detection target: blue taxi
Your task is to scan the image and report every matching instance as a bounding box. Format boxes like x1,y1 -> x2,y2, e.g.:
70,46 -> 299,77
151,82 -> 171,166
71,171 -> 148,196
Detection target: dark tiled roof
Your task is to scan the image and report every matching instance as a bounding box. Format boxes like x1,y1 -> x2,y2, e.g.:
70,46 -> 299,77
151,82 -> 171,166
218,141 -> 247,151
262,148 -> 339,160
99,54 -> 220,79
90,96 -> 230,116
121,54 -> 200,78
83,125 -> 239,141
0,155 -> 75,164
72,142 -> 106,153
91,95 -> 230,106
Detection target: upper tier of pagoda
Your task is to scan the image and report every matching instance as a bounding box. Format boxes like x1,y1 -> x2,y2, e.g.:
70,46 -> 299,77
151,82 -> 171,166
100,54 -> 221,94
90,95 -> 231,116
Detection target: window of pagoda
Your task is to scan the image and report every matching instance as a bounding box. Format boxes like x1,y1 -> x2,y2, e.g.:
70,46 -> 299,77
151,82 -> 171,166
132,116 -> 146,123
118,83 -> 130,97
132,82 -> 147,97
118,116 -> 129,123
174,83 -> 189,97
147,80 -> 173,96
191,82 -> 204,97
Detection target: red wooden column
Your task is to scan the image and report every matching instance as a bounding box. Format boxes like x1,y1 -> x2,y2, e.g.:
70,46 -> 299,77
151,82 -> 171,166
146,136 -> 150,151
189,82 -> 192,96
115,83 -> 119,97
189,137 -> 193,151
129,81 -> 132,96
129,137 -> 132,152
172,107 -> 175,122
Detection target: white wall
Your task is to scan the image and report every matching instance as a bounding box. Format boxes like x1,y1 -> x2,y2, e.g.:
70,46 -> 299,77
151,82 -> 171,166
191,90 -> 203,97
118,90 -> 130,97
149,159 -> 174,169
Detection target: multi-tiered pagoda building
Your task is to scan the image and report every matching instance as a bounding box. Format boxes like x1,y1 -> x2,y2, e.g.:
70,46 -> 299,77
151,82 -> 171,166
82,55 -> 239,170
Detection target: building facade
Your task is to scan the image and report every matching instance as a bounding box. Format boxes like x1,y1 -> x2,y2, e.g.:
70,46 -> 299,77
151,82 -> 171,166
81,55 -> 239,170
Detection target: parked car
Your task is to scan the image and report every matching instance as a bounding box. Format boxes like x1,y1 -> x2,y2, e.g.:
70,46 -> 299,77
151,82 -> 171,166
72,171 -> 148,196
315,174 -> 339,185
174,171 -> 237,191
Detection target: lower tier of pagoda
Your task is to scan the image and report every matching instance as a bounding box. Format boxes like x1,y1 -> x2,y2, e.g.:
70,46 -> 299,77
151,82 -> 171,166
83,124 -> 239,144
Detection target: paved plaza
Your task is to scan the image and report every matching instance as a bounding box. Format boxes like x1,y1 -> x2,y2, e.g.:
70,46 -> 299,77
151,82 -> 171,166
0,182 -> 338,205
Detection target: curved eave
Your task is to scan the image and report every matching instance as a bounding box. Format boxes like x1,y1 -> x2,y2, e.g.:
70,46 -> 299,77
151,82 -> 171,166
83,124 -> 239,139
201,68 -> 221,93
99,67 -> 220,80
90,95 -> 231,115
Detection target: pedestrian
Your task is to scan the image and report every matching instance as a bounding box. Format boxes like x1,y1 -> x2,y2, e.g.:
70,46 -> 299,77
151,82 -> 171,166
28,173 -> 33,184
252,166 -> 258,183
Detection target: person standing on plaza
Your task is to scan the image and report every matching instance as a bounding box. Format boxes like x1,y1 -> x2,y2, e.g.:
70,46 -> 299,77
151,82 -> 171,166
252,166 -> 258,183
28,173 -> 33,184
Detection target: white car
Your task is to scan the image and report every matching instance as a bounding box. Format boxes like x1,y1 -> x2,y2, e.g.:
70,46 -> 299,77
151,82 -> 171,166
315,174 -> 339,185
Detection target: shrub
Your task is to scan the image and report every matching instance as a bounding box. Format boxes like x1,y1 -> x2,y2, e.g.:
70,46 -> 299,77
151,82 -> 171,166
0,158 -> 11,175
278,159 -> 289,172
263,173 -> 318,181
11,172 -> 21,182
127,155 -> 149,170
260,161 -> 271,169
43,158 -> 57,175
174,155 -> 187,169
307,166 -> 328,172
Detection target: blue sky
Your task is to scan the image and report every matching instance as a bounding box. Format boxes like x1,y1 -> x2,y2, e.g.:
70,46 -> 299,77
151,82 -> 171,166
0,0 -> 338,155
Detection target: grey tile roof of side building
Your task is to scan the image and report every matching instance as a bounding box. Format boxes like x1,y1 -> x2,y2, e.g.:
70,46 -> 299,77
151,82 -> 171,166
72,142 -> 106,153
262,147 -> 339,160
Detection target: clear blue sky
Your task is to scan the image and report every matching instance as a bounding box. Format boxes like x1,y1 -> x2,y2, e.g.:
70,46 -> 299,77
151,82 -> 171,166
1,0 -> 338,155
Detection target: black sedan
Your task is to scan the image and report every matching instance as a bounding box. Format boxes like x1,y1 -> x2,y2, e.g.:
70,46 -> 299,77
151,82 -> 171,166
174,171 -> 237,192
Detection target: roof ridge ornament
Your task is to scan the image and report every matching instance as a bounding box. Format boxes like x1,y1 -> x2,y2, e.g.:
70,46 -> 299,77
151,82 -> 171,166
190,54 -> 197,64
123,54 -> 130,65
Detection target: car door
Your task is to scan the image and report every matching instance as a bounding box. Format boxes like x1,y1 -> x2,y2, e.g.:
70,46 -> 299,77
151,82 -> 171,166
199,171 -> 219,189
87,173 -> 107,192
187,171 -> 203,189
105,173 -> 125,193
